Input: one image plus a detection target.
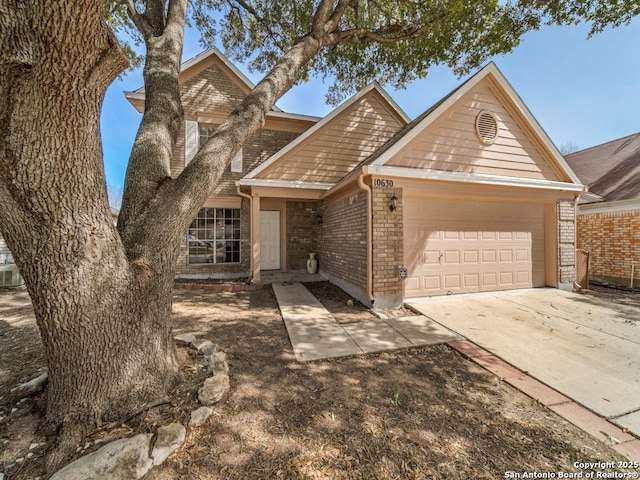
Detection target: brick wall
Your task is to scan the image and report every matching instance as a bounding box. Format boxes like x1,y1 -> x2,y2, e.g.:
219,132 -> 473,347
317,190 -> 367,292
286,201 -> 320,270
371,187 -> 403,303
577,209 -> 640,285
182,63 -> 246,114
557,200 -> 576,286
172,64 -> 301,277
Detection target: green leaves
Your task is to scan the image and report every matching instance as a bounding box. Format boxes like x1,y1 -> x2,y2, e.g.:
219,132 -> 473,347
104,0 -> 638,102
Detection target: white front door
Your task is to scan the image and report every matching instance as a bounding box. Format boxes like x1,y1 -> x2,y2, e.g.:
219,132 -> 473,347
260,211 -> 280,270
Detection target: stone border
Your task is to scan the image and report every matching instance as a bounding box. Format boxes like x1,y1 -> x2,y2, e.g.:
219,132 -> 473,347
174,282 -> 263,292
447,340 -> 640,461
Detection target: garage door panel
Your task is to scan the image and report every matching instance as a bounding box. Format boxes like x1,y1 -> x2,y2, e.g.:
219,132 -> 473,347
444,275 -> 460,288
424,251 -> 440,264
464,251 -> 479,263
423,276 -> 441,291
404,197 -> 544,297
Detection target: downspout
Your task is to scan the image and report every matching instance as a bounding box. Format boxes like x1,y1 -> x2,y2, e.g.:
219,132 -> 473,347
236,183 -> 254,284
357,173 -> 374,305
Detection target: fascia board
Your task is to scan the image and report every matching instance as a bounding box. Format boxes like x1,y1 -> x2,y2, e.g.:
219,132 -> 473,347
365,165 -> 585,192
243,83 -> 382,179
266,111 -> 322,122
578,198 -> 640,214
237,179 -> 334,190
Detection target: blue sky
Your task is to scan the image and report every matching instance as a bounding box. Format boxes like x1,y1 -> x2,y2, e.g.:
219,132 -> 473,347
101,18 -> 640,189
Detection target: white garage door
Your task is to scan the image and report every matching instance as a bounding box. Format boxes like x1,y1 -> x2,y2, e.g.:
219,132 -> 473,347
404,197 -> 545,298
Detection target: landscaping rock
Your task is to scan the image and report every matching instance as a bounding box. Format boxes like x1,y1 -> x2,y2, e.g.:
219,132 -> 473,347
190,338 -> 216,355
50,433 -> 153,480
11,371 -> 48,398
189,406 -> 213,427
174,333 -> 197,346
206,351 -> 229,375
198,374 -> 230,405
151,423 -> 186,466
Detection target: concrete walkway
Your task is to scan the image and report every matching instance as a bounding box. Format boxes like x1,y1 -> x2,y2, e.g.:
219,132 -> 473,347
272,282 -> 461,362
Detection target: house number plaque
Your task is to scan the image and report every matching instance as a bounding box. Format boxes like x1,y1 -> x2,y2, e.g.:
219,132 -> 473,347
373,179 -> 394,188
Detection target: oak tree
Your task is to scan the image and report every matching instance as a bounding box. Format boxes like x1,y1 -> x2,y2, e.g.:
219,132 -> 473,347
0,0 -> 636,468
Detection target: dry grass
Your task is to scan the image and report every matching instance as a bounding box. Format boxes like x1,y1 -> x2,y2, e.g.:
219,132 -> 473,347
0,284 -> 634,479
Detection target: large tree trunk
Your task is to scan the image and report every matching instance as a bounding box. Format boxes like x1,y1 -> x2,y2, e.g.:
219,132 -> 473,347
0,1 -> 333,470
0,0 -> 180,446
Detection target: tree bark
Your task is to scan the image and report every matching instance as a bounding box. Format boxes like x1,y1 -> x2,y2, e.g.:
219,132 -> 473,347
0,0 -> 179,450
0,0 -> 342,469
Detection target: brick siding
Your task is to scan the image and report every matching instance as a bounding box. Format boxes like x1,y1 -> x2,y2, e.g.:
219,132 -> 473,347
173,65 -> 301,277
286,201 -> 320,270
557,200 -> 576,285
371,187 -> 403,299
317,190 -> 367,291
577,209 -> 640,285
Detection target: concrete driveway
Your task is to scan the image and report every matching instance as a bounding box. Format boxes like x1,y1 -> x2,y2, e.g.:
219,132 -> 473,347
407,288 -> 640,437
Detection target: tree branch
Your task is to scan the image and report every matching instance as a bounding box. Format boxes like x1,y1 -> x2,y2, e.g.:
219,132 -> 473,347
164,34 -> 324,227
325,0 -> 352,33
118,0 -> 187,255
124,0 -> 152,38
229,0 -> 286,52
312,0 -> 338,35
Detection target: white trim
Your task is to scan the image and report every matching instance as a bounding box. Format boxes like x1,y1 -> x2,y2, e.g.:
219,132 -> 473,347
243,82 -> 409,179
363,165 -> 585,192
266,111 -> 322,122
369,63 -> 583,187
578,198 -> 640,215
203,196 -> 243,209
185,120 -> 199,166
231,149 -> 243,173
238,179 -> 333,190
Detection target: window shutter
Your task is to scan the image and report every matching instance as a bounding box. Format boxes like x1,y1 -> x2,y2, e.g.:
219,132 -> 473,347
231,148 -> 243,173
185,120 -> 198,166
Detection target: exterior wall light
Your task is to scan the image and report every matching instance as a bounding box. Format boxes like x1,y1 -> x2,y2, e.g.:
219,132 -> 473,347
389,195 -> 398,212
316,214 -> 323,224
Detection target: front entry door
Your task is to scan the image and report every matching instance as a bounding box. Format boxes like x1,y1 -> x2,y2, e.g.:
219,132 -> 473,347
260,211 -> 280,270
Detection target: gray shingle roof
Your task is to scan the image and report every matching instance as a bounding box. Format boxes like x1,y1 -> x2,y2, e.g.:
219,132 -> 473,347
564,133 -> 640,201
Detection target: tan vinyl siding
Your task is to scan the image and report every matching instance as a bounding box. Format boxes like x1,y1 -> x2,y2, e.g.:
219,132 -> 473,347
259,91 -> 404,183
387,80 -> 563,181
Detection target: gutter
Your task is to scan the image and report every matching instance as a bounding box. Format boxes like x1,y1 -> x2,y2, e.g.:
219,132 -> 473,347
236,183 -> 255,284
357,174 -> 374,305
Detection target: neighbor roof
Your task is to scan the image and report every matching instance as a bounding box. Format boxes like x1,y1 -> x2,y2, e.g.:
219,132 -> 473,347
564,132 -> 640,202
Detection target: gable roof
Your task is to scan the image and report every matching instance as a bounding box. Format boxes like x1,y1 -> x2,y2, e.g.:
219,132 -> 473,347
124,47 -> 282,112
366,62 -> 581,184
327,63 -> 584,196
564,132 -> 640,202
240,82 -> 409,186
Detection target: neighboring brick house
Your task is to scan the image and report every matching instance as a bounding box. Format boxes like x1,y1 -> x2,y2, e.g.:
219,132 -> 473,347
564,133 -> 640,287
126,49 -> 583,308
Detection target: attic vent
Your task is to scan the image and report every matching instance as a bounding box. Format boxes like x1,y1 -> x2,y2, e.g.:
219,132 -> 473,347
475,111 -> 499,145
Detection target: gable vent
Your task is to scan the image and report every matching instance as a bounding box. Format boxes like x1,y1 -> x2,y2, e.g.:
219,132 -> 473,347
475,111 -> 499,145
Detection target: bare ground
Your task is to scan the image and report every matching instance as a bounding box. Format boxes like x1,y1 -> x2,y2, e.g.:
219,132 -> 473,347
1,283 -> 637,479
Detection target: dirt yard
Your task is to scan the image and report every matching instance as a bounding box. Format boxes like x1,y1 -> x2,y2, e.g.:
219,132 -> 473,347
1,283 -> 637,479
